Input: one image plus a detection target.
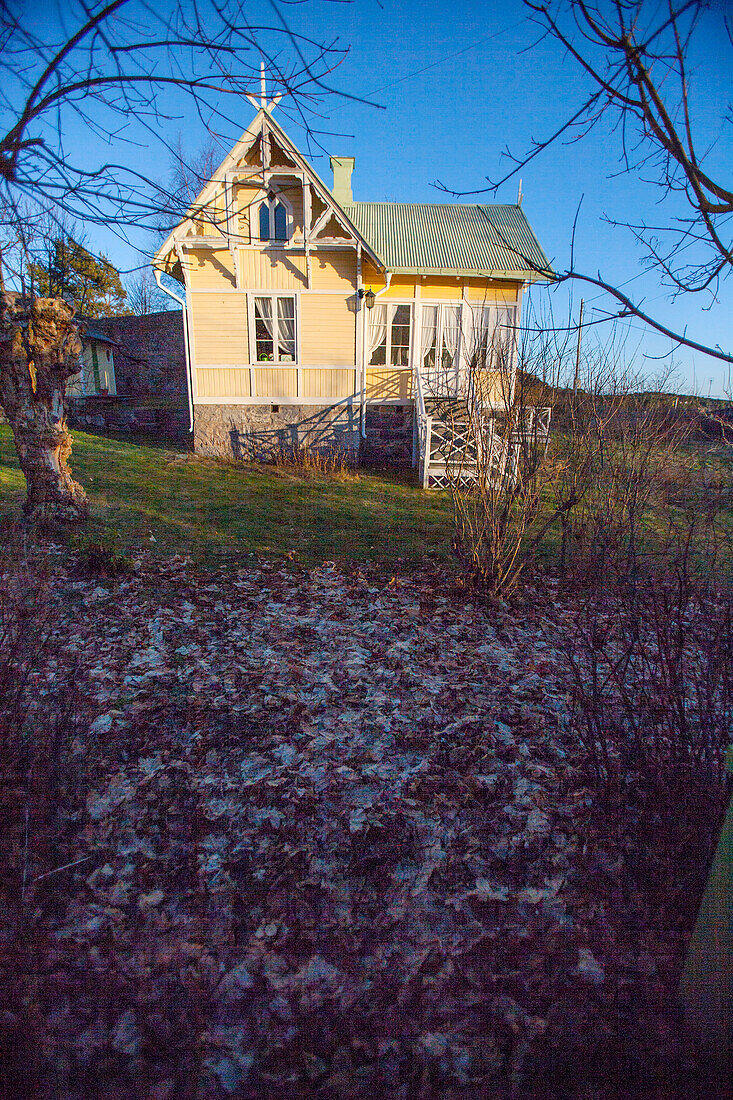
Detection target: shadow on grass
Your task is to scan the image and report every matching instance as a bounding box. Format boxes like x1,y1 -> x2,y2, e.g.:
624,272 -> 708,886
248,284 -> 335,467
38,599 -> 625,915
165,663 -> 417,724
0,425 -> 454,566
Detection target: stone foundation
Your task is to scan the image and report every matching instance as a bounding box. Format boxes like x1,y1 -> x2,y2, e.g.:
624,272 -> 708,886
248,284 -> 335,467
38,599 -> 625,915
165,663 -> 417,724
363,404 -> 415,466
194,402 -> 361,462
68,397 -> 189,440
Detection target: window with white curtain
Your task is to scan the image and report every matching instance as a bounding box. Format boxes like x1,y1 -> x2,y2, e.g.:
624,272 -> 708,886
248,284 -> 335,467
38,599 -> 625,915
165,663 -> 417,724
368,303 -> 413,367
419,302 -> 517,372
465,304 -> 516,367
419,303 -> 462,375
250,294 -> 297,362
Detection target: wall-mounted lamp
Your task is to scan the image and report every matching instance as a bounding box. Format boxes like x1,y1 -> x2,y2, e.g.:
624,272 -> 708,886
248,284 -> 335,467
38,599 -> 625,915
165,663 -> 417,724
364,288 -> 375,310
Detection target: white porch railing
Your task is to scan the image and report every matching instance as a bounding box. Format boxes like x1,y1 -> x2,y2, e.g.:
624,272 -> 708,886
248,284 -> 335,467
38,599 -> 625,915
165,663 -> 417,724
413,359 -> 552,490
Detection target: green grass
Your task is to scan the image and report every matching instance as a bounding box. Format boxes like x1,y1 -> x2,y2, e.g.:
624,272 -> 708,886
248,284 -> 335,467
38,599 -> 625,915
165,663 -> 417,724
0,424 -> 455,565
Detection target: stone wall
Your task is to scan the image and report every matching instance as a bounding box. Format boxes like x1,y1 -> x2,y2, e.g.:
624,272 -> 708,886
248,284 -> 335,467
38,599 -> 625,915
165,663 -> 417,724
194,402 -> 361,461
90,311 -> 186,400
68,398 -> 189,440
363,405 -> 415,466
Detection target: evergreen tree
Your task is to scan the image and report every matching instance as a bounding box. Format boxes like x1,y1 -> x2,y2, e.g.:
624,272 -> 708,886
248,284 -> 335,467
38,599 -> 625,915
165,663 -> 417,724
29,238 -> 128,317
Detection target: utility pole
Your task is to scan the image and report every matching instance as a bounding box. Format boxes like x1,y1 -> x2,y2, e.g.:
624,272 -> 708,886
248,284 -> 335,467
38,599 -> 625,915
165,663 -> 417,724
572,299 -> 584,397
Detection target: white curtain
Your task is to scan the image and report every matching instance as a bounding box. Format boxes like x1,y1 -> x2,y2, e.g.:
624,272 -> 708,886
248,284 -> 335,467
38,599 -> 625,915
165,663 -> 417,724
420,304 -> 438,367
466,305 -> 494,365
442,304 -> 461,383
493,305 -> 515,367
277,297 -> 295,361
255,296 -> 274,339
367,304 -> 388,364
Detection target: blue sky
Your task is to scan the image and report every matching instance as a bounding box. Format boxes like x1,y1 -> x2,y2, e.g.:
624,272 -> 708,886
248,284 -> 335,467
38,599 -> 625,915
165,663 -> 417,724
37,0 -> 733,394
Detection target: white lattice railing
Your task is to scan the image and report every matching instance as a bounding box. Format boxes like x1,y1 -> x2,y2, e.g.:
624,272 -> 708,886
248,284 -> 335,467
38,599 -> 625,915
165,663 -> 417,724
509,406 -> 552,445
413,365 -> 550,491
414,366 -> 432,489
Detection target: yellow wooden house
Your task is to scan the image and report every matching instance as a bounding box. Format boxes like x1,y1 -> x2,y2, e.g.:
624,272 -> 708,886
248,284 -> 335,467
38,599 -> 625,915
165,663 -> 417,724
153,102 -> 550,485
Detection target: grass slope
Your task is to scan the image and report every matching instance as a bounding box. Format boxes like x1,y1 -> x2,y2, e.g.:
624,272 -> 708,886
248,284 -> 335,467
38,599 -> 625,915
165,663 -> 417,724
0,425 -> 454,565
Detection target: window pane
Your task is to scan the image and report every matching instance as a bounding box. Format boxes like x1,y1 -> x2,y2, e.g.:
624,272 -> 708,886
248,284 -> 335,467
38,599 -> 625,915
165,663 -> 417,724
259,202 -> 270,241
254,297 -> 274,361
370,339 -> 386,366
470,306 -> 493,365
273,202 -> 287,241
421,305 -> 438,370
277,296 -> 296,361
441,305 -> 461,370
368,305 -> 388,365
390,304 -> 411,367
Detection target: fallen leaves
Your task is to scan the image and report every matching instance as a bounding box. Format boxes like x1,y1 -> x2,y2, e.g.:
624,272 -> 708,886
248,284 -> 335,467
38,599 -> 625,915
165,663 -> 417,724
0,551 -> 710,1097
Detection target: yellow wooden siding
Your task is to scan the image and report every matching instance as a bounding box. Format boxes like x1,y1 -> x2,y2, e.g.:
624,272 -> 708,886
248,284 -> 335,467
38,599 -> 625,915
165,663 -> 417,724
465,280 -> 519,303
300,295 -> 355,366
361,265 -> 521,303
301,368 -> 356,400
190,292 -> 247,364
196,367 -> 251,399
233,182 -> 257,243
193,184 -> 228,238
237,248 -> 307,289
310,251 -> 357,291
474,370 -> 511,407
186,249 -> 237,290
278,182 -> 304,236
253,367 -> 298,398
366,368 -> 413,401
195,367 -> 356,402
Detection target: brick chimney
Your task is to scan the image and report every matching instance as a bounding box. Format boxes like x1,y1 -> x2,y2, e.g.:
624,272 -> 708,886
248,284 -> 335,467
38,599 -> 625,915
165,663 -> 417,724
330,156 -> 354,204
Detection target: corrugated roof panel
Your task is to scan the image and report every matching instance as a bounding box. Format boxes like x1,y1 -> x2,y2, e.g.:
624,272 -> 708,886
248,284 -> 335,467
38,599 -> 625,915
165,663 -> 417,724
342,202 -> 551,277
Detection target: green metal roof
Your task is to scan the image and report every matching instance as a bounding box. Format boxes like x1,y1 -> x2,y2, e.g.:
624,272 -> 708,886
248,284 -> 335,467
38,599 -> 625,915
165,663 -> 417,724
342,202 -> 552,279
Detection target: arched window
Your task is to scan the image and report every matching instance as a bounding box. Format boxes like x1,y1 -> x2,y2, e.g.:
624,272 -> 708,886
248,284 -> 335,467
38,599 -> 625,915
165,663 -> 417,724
259,202 -> 270,241
273,201 -> 287,241
257,195 -> 291,243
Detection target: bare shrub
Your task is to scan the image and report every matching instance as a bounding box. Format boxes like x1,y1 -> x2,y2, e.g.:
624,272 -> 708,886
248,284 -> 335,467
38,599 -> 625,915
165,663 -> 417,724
573,388 -> 693,587
563,564 -> 733,807
274,442 -> 354,480
0,543 -> 53,746
447,315 -> 581,594
75,538 -> 134,578
0,543 -> 84,896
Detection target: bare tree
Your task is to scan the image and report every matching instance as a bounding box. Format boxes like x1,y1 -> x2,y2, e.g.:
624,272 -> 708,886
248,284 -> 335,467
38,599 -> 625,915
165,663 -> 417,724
441,0 -> 732,365
168,134 -> 229,213
124,268 -> 169,316
0,0 -> 350,520
446,315 -> 575,594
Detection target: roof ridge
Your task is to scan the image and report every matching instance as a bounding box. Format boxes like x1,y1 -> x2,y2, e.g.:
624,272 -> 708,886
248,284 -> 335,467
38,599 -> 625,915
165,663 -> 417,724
343,200 -> 520,209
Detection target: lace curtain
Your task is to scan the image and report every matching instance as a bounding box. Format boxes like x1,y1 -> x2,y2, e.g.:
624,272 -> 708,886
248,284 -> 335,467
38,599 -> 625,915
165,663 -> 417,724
277,298 -> 295,361
420,305 -> 438,368
367,304 -> 388,364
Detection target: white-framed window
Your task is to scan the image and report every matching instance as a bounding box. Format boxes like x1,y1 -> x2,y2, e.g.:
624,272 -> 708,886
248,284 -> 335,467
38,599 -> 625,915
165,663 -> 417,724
257,194 -> 291,242
419,301 -> 517,373
367,303 -> 412,367
248,293 -> 297,363
464,303 -> 517,367
418,304 -> 462,375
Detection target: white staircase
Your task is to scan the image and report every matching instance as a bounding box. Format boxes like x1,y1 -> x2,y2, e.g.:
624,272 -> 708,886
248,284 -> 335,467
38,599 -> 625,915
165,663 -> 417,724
413,367 -> 550,490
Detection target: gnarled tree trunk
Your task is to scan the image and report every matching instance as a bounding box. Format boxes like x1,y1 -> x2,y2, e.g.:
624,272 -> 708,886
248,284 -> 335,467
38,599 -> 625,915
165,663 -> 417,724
0,293 -> 88,521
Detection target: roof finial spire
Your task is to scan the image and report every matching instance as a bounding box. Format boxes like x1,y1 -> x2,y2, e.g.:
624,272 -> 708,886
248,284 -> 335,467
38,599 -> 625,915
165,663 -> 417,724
247,60 -> 283,113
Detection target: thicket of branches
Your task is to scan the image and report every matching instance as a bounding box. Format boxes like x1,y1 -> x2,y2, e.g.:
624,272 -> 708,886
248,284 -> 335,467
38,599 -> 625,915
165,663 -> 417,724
0,0 -> 353,267
0,0 -> 356,520
442,0 -> 732,365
